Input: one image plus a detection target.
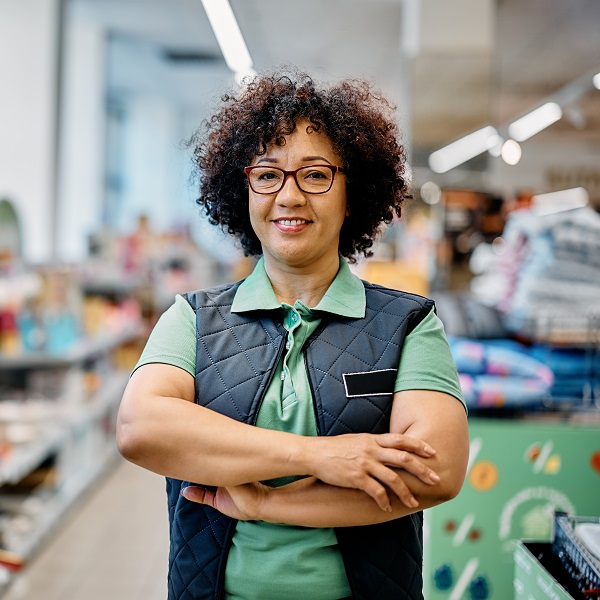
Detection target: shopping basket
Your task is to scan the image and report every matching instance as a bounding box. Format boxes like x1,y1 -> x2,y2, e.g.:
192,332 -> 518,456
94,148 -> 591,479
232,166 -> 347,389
552,512 -> 600,599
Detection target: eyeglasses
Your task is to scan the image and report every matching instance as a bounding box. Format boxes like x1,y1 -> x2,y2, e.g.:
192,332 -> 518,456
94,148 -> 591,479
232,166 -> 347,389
244,164 -> 345,195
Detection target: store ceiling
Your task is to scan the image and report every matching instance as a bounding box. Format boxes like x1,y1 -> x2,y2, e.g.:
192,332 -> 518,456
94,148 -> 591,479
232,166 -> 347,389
70,0 -> 600,164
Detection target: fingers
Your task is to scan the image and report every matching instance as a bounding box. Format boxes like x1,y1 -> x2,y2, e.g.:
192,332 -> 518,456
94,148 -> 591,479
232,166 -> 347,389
363,467 -> 421,510
379,448 -> 440,486
362,478 -> 393,512
371,464 -> 419,509
376,433 -> 436,458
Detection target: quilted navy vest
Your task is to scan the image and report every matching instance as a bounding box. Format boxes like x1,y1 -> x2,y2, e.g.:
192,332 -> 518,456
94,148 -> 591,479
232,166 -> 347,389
167,280 -> 434,600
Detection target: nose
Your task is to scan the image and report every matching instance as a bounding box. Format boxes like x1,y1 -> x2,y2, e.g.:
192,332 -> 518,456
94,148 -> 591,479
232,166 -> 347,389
276,173 -> 306,206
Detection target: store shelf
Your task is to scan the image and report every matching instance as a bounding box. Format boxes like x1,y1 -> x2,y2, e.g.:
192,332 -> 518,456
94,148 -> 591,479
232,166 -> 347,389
0,324 -> 142,369
0,426 -> 65,486
0,372 -> 128,486
0,444 -> 121,594
0,323 -> 138,594
67,372 -> 128,429
10,446 -> 120,559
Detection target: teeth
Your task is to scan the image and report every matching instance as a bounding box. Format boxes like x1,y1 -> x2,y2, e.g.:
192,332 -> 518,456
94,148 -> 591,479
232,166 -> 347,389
277,219 -> 306,225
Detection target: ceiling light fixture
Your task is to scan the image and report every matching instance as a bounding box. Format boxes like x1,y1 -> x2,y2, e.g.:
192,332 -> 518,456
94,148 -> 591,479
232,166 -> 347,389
428,126 -> 499,173
487,133 -> 504,157
201,0 -> 256,83
501,140 -> 521,165
508,102 -> 562,142
532,187 -> 589,216
593,72 -> 600,90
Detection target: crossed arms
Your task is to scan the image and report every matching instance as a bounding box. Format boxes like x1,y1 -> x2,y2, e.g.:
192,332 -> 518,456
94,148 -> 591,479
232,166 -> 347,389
117,363 -> 469,528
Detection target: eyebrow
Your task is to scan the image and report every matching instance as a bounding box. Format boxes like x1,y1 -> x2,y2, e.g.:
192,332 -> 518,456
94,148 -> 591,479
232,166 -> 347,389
255,155 -> 333,165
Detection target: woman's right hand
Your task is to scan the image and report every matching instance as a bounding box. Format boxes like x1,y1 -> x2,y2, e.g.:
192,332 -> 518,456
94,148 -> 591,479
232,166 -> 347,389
306,433 -> 439,511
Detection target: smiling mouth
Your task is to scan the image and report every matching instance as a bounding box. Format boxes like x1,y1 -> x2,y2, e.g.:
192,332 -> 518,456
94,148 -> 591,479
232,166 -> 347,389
273,219 -> 311,226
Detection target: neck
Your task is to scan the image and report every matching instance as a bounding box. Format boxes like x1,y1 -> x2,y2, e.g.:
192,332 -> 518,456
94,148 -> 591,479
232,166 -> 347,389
263,256 -> 340,307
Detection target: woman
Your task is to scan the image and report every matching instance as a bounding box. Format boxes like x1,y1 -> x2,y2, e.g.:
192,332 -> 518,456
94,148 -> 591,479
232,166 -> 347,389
117,70 -> 469,600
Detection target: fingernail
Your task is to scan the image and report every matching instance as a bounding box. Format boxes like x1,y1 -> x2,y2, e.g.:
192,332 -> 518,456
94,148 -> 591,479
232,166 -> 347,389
182,486 -> 196,499
424,445 -> 435,455
386,505 -> 392,512
410,497 -> 419,508
430,473 -> 441,483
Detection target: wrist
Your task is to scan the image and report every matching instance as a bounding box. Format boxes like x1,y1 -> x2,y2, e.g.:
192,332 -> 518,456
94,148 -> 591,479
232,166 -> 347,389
253,483 -> 271,521
286,434 -> 316,478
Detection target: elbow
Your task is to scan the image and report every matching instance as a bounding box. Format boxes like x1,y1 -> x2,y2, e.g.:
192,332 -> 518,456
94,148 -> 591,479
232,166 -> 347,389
441,475 -> 465,502
432,467 -> 467,505
116,413 -> 147,464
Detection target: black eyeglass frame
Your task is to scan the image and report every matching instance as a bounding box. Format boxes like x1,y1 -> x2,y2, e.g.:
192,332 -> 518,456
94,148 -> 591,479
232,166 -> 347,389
243,164 -> 345,195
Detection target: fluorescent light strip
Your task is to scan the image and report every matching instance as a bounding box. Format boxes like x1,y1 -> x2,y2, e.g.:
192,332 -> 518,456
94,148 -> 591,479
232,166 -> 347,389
594,72 -> 600,90
428,126 -> 498,173
508,102 -> 562,142
532,186 -> 589,216
201,0 -> 255,81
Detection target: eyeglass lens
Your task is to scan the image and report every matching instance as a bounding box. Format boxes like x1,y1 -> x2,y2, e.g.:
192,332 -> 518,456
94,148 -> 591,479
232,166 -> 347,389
248,166 -> 335,194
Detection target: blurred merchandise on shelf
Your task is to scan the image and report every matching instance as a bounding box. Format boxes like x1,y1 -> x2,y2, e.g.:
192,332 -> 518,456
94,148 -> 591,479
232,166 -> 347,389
433,189 -> 600,409
423,417 -> 600,600
354,207 -> 438,296
0,227 -> 155,591
448,337 -> 556,410
435,189 -> 505,292
359,260 -> 429,297
85,216 -> 236,322
0,319 -> 139,590
0,199 -> 22,273
469,196 -> 600,342
0,265 -> 143,361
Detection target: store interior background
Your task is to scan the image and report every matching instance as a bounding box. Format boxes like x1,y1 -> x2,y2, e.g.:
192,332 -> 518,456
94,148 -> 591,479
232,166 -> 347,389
0,0 -> 599,599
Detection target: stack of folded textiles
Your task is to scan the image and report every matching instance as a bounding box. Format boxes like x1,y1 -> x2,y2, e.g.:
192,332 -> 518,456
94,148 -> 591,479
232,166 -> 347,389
530,344 -> 600,401
470,205 -> 600,341
448,337 -> 555,409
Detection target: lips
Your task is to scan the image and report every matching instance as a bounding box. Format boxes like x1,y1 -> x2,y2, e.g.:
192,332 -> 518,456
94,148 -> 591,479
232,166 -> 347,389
271,218 -> 312,233
273,218 -> 311,226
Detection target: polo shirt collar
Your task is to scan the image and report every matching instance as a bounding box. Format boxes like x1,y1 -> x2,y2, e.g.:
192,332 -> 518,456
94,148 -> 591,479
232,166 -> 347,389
232,256 -> 365,318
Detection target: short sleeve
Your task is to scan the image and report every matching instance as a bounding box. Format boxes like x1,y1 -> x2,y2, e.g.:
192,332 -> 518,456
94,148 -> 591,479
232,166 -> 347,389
395,307 -> 466,409
132,295 -> 197,377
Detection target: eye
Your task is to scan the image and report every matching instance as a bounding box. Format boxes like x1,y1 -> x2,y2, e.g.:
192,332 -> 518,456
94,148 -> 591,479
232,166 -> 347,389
302,167 -> 329,180
257,169 -> 281,181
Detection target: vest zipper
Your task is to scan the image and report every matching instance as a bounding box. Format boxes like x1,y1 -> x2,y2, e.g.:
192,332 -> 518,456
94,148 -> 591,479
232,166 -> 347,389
251,329 -> 288,425
304,342 -> 323,436
302,319 -> 329,436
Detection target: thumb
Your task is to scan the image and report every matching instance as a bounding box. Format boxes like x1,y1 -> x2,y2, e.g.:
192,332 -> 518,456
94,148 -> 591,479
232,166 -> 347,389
182,486 -> 213,506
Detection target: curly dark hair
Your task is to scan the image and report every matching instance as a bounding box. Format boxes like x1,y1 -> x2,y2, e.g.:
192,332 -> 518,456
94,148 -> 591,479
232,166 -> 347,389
191,68 -> 411,261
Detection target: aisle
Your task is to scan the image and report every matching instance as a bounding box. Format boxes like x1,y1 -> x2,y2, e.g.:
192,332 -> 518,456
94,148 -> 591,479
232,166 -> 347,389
2,459 -> 169,600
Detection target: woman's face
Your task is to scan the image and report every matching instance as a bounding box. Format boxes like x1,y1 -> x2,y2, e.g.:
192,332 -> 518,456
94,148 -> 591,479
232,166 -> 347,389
248,120 -> 348,273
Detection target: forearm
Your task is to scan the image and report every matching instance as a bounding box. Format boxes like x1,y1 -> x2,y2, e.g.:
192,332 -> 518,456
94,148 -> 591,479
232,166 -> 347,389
255,391 -> 469,528
117,389 -> 309,487
257,468 -> 454,528
119,367 -> 446,506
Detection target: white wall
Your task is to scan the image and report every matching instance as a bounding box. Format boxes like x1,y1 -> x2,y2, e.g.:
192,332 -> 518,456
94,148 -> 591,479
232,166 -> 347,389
119,97 -> 184,231
56,18 -> 106,262
0,0 -> 60,263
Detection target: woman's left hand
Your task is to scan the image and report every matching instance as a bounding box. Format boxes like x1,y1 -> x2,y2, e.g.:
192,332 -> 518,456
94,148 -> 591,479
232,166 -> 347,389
182,483 -> 267,521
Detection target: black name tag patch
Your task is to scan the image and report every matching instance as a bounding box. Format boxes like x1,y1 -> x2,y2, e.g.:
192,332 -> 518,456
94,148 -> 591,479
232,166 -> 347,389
342,369 -> 397,398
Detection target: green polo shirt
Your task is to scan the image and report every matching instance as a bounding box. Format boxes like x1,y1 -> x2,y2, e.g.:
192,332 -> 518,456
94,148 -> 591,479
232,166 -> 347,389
135,257 -> 464,600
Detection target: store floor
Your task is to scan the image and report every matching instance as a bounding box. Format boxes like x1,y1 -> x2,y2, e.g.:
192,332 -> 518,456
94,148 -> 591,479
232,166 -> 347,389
2,458 -> 169,600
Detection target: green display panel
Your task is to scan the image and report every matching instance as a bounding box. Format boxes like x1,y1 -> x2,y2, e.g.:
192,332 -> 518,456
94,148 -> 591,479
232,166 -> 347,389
423,417 -> 600,599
